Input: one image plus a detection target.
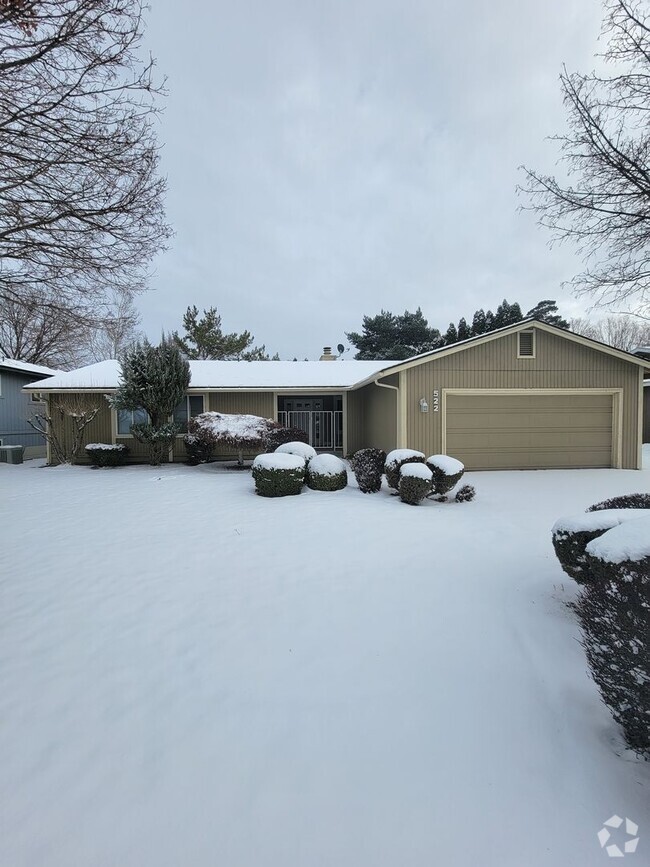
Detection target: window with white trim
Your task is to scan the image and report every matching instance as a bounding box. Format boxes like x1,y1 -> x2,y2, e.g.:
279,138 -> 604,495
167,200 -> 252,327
518,330 -> 535,358
172,395 -> 205,431
117,407 -> 149,435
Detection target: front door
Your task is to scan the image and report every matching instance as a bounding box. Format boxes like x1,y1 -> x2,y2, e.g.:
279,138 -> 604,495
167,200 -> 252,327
283,398 -> 326,446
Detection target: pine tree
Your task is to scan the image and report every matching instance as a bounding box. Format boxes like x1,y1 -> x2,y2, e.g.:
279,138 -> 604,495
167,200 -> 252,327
526,299 -> 569,328
443,322 -> 458,345
172,306 -> 270,360
347,308 -> 441,359
471,309 -> 487,336
111,336 -> 191,465
457,317 -> 471,341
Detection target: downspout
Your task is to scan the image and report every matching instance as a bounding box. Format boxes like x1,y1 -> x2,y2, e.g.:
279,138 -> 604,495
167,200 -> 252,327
374,374 -> 403,448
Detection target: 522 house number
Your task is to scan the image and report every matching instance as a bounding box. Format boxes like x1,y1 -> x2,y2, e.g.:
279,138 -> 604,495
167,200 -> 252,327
432,390 -> 440,412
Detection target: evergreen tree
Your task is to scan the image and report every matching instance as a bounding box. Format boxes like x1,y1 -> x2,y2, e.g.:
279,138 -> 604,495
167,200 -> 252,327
471,309 -> 487,336
484,310 -> 495,332
111,336 -> 191,465
443,322 -> 458,345
493,299 -> 523,329
457,317 -> 471,341
526,299 -> 569,328
172,306 -> 270,360
346,308 -> 441,359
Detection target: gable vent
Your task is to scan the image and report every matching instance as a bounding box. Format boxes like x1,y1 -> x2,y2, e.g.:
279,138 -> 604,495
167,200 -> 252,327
518,330 -> 535,358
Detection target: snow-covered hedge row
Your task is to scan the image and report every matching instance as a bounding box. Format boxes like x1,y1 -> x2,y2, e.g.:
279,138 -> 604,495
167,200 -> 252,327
306,454 -> 348,491
85,443 -> 129,467
185,412 -> 279,465
252,453 -> 305,497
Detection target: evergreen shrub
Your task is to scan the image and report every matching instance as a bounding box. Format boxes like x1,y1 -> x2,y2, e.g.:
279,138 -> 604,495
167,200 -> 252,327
587,493 -> 650,512
252,453 -> 306,497
352,448 -> 386,493
85,443 -> 129,467
426,454 -> 465,497
265,427 -> 309,452
306,454 -> 348,491
399,463 -> 433,505
384,449 -> 425,490
455,484 -> 476,503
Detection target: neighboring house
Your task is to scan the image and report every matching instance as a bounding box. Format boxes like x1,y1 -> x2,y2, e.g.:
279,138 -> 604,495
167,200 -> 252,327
1,358 -> 59,458
23,320 -> 650,469
644,381 -> 650,443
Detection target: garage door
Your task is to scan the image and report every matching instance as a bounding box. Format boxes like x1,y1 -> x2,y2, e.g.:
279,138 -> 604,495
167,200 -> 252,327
445,392 -> 614,470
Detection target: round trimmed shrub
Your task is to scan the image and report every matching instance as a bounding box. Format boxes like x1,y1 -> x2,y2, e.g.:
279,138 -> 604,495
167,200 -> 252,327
85,443 -> 129,467
551,509 -> 646,585
587,493 -> 650,512
264,426 -> 309,452
385,449 -> 425,490
306,454 -> 348,491
352,448 -> 386,493
578,518 -> 650,754
399,462 -> 433,505
426,454 -> 464,497
252,453 -> 306,497
275,441 -> 317,465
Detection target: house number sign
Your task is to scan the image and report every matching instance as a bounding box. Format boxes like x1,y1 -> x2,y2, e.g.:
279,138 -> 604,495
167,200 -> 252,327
432,390 -> 439,412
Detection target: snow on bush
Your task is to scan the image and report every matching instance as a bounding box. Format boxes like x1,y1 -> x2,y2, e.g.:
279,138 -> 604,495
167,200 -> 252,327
384,448 -> 425,490
252,452 -> 305,497
587,493 -> 650,512
551,509 -> 646,585
577,519 -> 650,755
426,454 -> 465,498
85,443 -> 129,467
264,426 -> 309,453
399,463 -> 433,506
185,412 -> 278,466
306,454 -> 348,492
275,441 -> 317,463
351,448 -> 386,494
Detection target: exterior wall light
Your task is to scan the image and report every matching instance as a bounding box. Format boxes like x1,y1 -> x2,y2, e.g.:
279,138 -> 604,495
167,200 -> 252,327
419,398 -> 429,413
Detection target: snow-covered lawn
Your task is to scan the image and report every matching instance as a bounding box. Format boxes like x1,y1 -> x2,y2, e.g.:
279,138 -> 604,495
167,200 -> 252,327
2,451 -> 650,866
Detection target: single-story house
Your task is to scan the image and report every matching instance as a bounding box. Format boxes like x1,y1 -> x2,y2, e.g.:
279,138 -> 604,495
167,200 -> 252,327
1,358 -> 59,459
23,319 -> 650,469
644,380 -> 650,443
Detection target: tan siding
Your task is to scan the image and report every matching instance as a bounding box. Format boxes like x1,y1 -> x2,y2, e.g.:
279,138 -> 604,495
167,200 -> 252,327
346,390 -> 365,455
644,386 -> 650,443
208,392 -> 275,418
347,382 -> 397,454
404,327 -> 641,468
47,394 -> 113,465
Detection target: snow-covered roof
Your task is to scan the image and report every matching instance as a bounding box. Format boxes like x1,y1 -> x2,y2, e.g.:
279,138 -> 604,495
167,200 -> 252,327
23,358 -> 401,392
0,357 -> 59,377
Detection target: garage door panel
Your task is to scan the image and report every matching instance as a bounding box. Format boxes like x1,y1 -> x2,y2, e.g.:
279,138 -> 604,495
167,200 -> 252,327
445,393 -> 614,470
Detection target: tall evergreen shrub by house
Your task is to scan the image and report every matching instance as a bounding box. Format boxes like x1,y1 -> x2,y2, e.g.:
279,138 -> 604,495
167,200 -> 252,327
351,448 -> 386,493
110,337 -> 191,466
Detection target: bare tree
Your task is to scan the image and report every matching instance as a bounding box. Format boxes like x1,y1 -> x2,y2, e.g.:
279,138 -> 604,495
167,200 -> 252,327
521,0 -> 650,317
27,395 -> 101,464
0,291 -> 142,367
0,0 -> 171,319
570,314 -> 650,350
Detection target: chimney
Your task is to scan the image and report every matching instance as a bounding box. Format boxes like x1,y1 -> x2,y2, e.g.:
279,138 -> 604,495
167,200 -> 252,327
319,346 -> 336,361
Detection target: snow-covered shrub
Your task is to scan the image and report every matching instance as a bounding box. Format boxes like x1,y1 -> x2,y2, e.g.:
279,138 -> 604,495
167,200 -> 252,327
306,454 -> 348,491
577,517 -> 650,755
275,441 -> 317,464
426,454 -> 464,498
551,509 -> 645,585
264,426 -> 309,453
188,412 -> 278,466
587,493 -> 650,512
399,463 -> 433,505
85,442 -> 129,467
252,453 -> 306,497
351,448 -> 386,493
455,484 -> 476,503
385,449 -> 425,490
184,416 -> 218,464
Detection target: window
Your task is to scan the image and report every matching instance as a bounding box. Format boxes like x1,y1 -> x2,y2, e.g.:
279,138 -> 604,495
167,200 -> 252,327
172,395 -> 205,431
30,392 -> 44,403
117,407 -> 149,435
518,330 -> 535,358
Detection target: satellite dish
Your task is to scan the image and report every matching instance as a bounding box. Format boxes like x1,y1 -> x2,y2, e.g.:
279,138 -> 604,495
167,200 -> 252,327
337,343 -> 345,355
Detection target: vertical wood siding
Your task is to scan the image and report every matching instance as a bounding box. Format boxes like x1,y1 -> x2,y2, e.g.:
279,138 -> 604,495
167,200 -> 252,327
404,328 -> 641,468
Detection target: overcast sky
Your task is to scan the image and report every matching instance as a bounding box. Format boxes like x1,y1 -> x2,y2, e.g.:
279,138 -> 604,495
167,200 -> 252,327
137,0 -> 605,360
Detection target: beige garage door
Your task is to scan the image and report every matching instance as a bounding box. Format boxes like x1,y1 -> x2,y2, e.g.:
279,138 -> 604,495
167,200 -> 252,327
445,393 -> 614,470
